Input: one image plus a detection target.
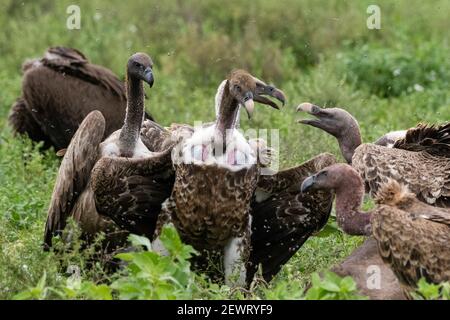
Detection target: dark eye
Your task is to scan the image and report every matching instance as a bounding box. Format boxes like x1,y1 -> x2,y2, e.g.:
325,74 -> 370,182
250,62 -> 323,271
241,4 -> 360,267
318,171 -> 328,177
134,61 -> 140,67
234,85 -> 241,92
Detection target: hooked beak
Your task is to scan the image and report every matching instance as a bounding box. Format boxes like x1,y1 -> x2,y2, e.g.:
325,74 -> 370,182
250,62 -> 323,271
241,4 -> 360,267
243,92 -> 255,119
300,175 -> 316,194
253,77 -> 286,109
296,102 -> 330,128
143,67 -> 154,87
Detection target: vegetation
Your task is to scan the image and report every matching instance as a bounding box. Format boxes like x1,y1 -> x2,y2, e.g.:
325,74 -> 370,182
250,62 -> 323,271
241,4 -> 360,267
0,0 -> 449,299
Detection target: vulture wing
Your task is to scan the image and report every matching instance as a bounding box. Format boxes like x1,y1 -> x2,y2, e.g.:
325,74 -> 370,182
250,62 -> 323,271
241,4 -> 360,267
44,111 -> 105,247
43,47 -> 126,100
353,144 -> 450,208
393,122 -> 450,158
90,148 -> 175,239
247,153 -> 336,283
372,204 -> 450,291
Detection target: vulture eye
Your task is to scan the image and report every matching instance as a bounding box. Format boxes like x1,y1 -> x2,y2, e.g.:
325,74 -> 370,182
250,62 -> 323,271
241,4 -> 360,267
318,171 -> 328,177
234,85 -> 241,92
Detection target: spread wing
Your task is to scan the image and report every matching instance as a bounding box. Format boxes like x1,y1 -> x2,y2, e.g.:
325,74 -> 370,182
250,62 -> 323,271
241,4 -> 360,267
44,111 -> 105,247
247,153 -> 336,283
90,148 -> 175,239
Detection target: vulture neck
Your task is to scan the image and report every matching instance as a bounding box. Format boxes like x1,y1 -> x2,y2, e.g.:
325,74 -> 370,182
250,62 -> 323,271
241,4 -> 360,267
338,125 -> 362,164
119,75 -> 145,157
334,173 -> 372,236
214,80 -> 240,144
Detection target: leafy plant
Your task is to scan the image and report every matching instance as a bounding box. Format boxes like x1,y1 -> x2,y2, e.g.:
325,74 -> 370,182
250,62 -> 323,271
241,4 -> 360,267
410,278 -> 450,300
304,272 -> 367,300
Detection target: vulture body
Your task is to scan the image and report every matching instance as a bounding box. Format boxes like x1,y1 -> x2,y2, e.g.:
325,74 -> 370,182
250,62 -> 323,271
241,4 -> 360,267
297,103 -> 450,208
8,47 -> 153,150
302,164 -> 450,297
44,53 -> 161,256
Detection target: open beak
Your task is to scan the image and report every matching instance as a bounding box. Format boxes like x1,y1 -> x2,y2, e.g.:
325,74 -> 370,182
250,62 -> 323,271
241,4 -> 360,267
253,77 -> 286,109
296,102 -> 329,128
143,67 -> 154,87
300,175 -> 316,194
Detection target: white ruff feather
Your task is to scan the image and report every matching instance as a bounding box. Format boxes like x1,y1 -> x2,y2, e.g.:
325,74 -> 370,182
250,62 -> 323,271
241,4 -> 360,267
178,125 -> 256,171
384,130 -> 407,147
100,129 -> 153,158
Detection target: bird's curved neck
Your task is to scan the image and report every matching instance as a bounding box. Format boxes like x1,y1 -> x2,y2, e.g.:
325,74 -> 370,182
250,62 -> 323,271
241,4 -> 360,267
335,173 -> 372,236
119,74 -> 145,157
338,125 -> 362,164
215,80 -> 240,142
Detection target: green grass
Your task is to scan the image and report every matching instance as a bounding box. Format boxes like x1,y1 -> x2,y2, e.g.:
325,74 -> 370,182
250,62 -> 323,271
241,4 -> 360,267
0,0 -> 449,299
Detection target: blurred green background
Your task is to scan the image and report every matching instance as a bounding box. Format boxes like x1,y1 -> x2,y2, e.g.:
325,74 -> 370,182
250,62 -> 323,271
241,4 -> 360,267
0,0 -> 449,299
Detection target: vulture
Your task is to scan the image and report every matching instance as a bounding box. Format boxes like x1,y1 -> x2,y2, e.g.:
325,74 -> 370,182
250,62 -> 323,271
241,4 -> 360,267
8,47 -> 153,151
301,163 -> 450,297
43,53 -> 167,257
95,70 -> 336,286
297,103 -> 450,208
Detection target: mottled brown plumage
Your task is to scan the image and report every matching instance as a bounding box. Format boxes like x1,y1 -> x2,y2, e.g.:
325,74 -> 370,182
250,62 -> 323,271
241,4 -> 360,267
44,53 -> 158,255
8,47 -> 153,150
297,103 -> 450,207
150,70 -> 286,286
302,164 -> 450,297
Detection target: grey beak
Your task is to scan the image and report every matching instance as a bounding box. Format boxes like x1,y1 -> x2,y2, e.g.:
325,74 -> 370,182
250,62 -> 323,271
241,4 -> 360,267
301,175 -> 316,194
143,67 -> 154,87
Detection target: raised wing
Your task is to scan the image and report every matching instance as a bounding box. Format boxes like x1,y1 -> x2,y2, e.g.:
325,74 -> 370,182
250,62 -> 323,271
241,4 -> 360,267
44,111 -> 105,247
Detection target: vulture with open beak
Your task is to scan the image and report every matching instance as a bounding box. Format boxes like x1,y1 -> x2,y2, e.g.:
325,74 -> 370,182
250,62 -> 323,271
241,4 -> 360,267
44,53 -> 169,259
301,163 -> 450,298
8,47 -> 153,151
297,103 -> 450,208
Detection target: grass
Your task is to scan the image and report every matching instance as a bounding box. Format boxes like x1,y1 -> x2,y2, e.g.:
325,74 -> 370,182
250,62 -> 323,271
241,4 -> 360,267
0,0 -> 449,299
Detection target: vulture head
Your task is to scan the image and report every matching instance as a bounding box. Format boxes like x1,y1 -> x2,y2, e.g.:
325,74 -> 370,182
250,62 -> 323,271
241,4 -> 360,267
296,103 -> 362,164
227,69 -> 286,119
127,53 -> 154,87
301,163 -> 362,194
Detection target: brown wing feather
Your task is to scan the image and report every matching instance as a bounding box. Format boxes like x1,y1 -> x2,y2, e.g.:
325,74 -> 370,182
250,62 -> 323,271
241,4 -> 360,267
43,47 -> 125,100
44,111 -> 105,247
90,148 -> 175,239
141,120 -> 194,152
247,153 -> 336,282
353,144 -> 450,208
8,98 -> 51,147
372,204 -> 450,292
393,122 -> 450,158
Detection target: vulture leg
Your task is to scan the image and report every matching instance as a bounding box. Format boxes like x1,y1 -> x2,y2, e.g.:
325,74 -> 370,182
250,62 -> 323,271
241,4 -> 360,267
247,153 -> 336,283
8,98 -> 52,148
224,229 -> 250,287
